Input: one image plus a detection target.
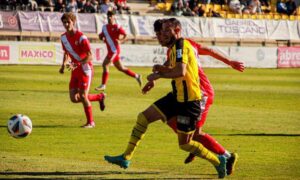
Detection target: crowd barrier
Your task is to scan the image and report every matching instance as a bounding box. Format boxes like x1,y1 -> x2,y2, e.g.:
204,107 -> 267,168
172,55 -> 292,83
0,41 -> 299,68
0,11 -> 300,46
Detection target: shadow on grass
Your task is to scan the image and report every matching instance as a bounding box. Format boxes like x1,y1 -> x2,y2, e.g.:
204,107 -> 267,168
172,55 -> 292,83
0,171 -> 212,179
0,125 -> 78,128
212,133 -> 300,137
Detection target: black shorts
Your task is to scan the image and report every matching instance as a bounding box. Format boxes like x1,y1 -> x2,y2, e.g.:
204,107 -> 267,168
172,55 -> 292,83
153,92 -> 201,133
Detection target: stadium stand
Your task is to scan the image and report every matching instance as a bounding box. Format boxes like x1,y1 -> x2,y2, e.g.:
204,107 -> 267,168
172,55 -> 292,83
0,0 -> 299,47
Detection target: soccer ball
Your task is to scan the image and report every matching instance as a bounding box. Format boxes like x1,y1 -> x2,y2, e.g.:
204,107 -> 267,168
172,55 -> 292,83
7,114 -> 32,138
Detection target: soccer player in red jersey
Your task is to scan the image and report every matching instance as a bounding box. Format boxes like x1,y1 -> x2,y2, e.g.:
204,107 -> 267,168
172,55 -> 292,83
95,11 -> 142,91
59,12 -> 105,128
143,18 -> 244,176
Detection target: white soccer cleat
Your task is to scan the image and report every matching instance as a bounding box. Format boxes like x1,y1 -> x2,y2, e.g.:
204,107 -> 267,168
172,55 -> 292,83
136,74 -> 142,87
81,122 -> 95,128
95,84 -> 106,91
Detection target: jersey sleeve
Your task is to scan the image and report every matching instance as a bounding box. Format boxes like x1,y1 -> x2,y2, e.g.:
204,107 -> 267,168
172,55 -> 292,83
80,35 -> 91,52
118,25 -> 126,35
175,38 -> 184,63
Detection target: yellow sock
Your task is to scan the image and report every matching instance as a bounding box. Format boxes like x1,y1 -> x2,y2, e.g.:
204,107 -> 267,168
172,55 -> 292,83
180,140 -> 220,166
123,113 -> 148,160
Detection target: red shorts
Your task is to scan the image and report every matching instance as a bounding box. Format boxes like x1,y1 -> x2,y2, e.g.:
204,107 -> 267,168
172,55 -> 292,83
69,63 -> 93,91
107,51 -> 120,63
196,98 -> 212,128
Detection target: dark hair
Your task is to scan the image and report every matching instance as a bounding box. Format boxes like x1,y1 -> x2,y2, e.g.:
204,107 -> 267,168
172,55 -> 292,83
107,10 -> 115,17
153,19 -> 164,32
167,18 -> 181,29
61,12 -> 76,22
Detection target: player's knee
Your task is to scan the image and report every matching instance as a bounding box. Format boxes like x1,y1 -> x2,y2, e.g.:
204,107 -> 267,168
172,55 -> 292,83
137,112 -> 149,126
179,143 -> 192,152
70,95 -> 80,103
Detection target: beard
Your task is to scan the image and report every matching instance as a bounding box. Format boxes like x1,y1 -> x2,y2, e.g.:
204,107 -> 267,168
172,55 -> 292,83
165,36 -> 177,47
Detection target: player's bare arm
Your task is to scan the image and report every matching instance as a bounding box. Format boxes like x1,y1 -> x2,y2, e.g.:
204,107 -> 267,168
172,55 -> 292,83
199,46 -> 245,72
152,59 -> 171,73
80,51 -> 92,64
147,62 -> 186,81
142,81 -> 155,94
118,34 -> 127,44
59,52 -> 69,74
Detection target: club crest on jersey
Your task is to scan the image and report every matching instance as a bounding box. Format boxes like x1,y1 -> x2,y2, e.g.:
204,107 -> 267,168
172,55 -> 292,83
176,49 -> 182,58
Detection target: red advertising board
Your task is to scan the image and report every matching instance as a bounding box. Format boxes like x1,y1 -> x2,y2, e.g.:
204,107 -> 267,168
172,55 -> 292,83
278,47 -> 300,68
0,45 -> 10,61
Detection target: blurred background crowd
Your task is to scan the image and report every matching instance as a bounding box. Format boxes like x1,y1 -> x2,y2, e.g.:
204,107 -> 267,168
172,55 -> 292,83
0,0 -> 299,18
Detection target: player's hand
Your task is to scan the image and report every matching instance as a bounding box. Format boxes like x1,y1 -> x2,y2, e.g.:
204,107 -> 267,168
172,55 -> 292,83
147,73 -> 160,82
59,66 -> 64,74
66,63 -> 77,71
230,61 -> 245,72
142,81 -> 155,94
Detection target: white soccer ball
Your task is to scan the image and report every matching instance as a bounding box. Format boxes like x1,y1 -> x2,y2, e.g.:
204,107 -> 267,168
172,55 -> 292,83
7,114 -> 32,138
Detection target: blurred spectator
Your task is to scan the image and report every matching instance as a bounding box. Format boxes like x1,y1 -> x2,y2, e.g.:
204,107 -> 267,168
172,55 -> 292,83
171,0 -> 184,16
77,0 -> 86,12
66,0 -> 78,12
53,0 -> 65,12
182,1 -> 194,16
188,0 -> 198,10
286,0 -> 297,15
82,0 -> 96,12
259,0 -> 269,6
211,0 -> 227,5
99,0 -> 116,14
192,3 -> 205,16
36,0 -> 51,7
276,0 -> 287,14
114,0 -> 130,14
243,0 -> 262,14
229,0 -> 242,13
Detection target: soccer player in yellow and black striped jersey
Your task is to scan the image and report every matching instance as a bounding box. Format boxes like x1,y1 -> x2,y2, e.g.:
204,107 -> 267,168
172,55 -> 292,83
104,18 -> 227,178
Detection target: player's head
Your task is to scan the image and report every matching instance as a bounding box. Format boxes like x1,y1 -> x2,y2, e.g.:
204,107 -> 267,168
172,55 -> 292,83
161,18 -> 181,47
153,19 -> 169,47
107,10 -> 116,24
61,12 -> 76,32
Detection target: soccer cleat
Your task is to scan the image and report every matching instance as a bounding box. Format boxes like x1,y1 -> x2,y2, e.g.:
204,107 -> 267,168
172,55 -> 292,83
99,93 -> 106,111
104,154 -> 131,169
81,122 -> 95,128
95,84 -> 106,91
215,155 -> 227,179
184,153 -> 195,164
136,74 -> 142,87
226,152 -> 238,175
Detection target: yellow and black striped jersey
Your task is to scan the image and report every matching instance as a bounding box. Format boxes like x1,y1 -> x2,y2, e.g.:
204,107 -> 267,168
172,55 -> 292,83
167,38 -> 201,102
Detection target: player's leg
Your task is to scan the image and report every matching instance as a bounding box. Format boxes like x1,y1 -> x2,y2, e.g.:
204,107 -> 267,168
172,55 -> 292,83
104,105 -> 163,168
69,72 -> 81,103
104,93 -> 176,168
79,67 -> 95,128
113,58 -> 142,87
95,55 -> 111,91
185,101 -> 238,175
176,101 -> 226,178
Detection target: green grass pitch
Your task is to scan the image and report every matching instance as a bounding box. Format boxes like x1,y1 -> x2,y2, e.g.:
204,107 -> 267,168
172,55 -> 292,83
0,65 -> 299,179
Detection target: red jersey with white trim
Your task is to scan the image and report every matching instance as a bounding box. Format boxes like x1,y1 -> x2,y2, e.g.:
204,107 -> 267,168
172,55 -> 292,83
166,39 -> 214,104
100,24 -> 126,54
61,30 -> 92,66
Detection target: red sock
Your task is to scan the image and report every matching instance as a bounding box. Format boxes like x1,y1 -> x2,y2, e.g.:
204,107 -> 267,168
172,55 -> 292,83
88,93 -> 104,102
196,133 -> 225,155
102,71 -> 109,85
124,69 -> 136,78
84,106 -> 93,124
